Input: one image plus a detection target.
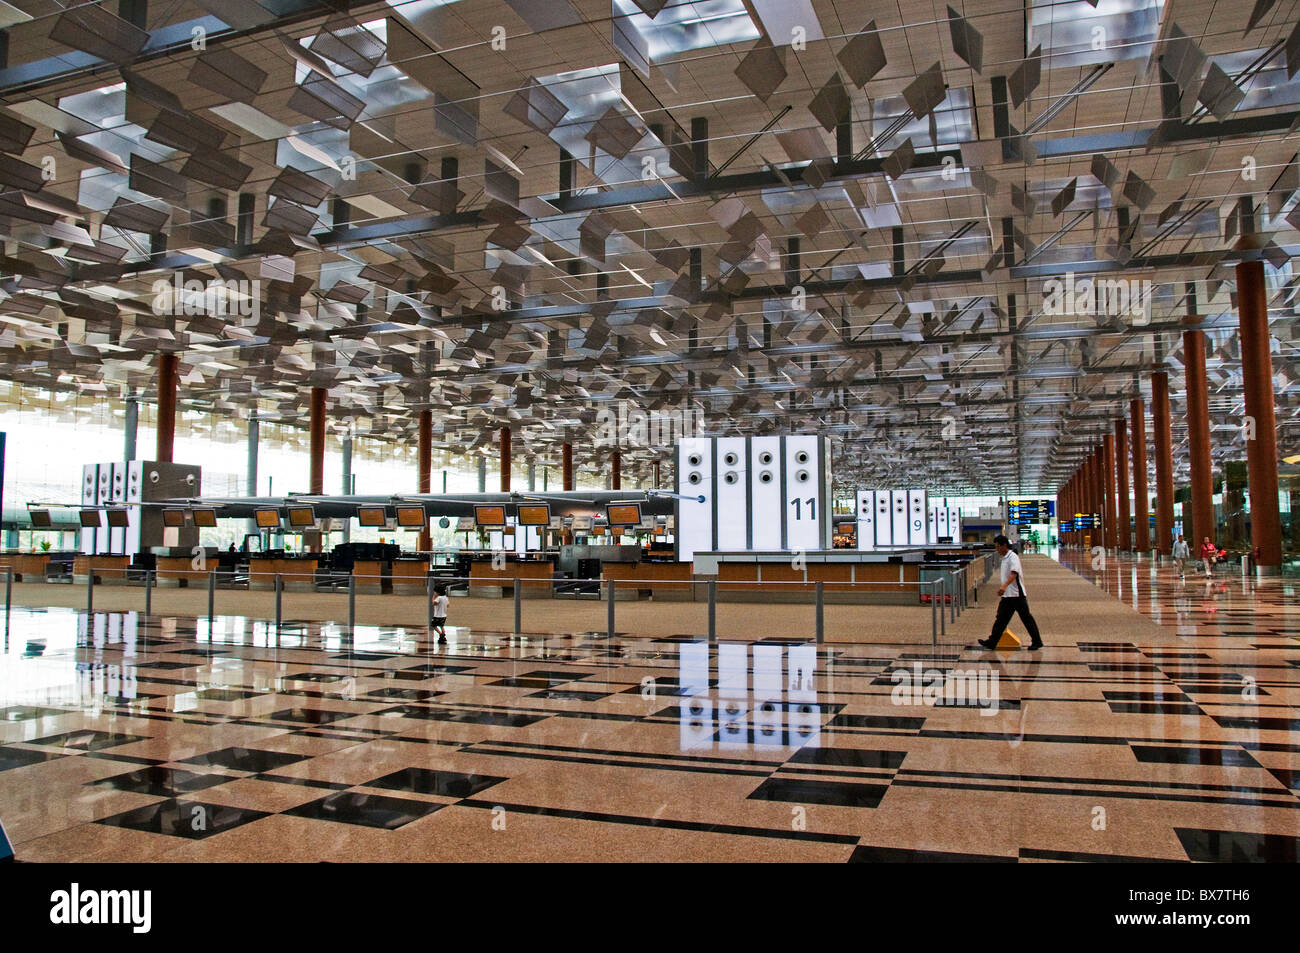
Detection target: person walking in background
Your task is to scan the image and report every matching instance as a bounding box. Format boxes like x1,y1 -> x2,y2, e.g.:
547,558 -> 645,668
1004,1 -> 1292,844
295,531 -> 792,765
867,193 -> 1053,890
1172,534 -> 1190,581
431,584 -> 449,644
979,535 -> 1043,652
1200,536 -> 1218,578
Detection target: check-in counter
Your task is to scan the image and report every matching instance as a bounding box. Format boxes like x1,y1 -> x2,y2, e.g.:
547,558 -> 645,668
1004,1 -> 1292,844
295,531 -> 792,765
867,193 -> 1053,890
351,559 -> 389,595
153,555 -> 211,587
391,557 -> 430,595
0,553 -> 50,581
248,556 -> 318,592
72,555 -> 130,585
602,561 -> 695,600
468,559 -> 556,598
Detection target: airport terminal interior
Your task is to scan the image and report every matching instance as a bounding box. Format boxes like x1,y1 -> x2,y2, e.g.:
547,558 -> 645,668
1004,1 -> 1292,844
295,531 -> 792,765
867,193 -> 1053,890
0,0 -> 1297,868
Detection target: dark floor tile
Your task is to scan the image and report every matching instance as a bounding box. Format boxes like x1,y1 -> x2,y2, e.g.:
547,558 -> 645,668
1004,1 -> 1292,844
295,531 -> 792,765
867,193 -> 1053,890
525,689 -> 610,702
519,669 -> 593,682
268,707 -> 355,725
282,672 -> 347,683
1211,715 -> 1300,732
1131,745 -> 1259,768
486,677 -> 551,689
178,747 -> 309,773
788,747 -> 907,770
88,765 -> 233,796
0,746 -> 65,771
29,730 -> 149,751
1266,767 -> 1299,792
1107,702 -> 1204,716
366,767 -> 507,798
828,713 -> 926,731
748,777 -> 888,808
363,687 -> 447,701
1176,828 -> 1300,863
850,844 -> 1014,862
96,799 -> 267,840
329,652 -> 395,661
196,688 -> 261,702
375,706 -> 547,728
133,661 -> 196,671
283,791 -> 441,829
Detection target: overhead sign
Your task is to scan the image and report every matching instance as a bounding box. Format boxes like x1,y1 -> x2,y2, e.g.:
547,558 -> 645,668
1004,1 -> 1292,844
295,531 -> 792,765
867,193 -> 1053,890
1007,499 -> 1055,524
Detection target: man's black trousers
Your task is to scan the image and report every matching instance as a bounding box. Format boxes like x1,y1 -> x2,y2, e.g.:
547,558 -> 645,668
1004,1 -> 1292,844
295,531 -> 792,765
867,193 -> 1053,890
990,594 -> 1041,644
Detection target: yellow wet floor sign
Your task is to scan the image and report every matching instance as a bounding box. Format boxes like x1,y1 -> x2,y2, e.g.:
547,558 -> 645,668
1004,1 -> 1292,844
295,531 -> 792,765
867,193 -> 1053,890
992,630 -> 1022,649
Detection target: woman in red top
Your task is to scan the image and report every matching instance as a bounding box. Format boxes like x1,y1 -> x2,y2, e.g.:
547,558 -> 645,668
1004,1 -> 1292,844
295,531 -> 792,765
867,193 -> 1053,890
1200,537 -> 1218,577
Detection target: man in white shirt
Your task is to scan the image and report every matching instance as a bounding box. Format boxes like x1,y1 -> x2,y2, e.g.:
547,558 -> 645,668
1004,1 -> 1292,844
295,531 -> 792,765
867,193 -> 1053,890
978,535 -> 1044,651
1171,535 -> 1190,580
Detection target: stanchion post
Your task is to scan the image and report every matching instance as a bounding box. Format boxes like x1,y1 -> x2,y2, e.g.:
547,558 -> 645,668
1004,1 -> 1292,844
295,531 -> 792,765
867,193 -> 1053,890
348,572 -> 356,634
274,572 -> 282,633
939,577 -> 946,640
707,580 -> 716,642
427,574 -> 434,629
208,570 -> 216,628
815,581 -> 824,644
87,565 -> 94,616
144,568 -> 153,616
513,581 -> 522,637
4,566 -> 11,615
930,579 -> 936,646
606,578 -> 616,639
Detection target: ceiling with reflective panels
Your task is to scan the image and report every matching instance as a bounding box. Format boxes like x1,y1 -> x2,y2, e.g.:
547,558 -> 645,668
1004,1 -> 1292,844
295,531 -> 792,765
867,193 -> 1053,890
0,0 -> 1297,493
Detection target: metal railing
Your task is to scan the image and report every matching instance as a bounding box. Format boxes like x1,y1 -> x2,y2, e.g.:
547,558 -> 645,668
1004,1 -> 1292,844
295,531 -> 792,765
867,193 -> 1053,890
2,562 -> 994,649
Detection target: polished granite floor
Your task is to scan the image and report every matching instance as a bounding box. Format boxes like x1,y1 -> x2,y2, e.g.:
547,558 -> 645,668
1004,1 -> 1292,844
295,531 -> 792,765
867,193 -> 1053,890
0,551 -> 1297,862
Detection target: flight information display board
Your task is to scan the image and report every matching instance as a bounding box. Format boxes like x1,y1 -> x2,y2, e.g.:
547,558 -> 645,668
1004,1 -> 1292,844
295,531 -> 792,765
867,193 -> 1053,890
1072,513 -> 1098,529
1007,499 -> 1055,524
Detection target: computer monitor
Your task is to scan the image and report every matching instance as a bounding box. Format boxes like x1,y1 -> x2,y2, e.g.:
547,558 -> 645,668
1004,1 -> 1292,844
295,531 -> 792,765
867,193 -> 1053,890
395,506 -> 427,528
516,503 -> 550,526
287,506 -> 316,528
474,505 -> 507,527
162,509 -> 186,528
570,516 -> 593,532
606,502 -> 642,526
192,508 -> 218,528
254,508 -> 281,529
79,509 -> 102,528
105,508 -> 130,528
357,506 -> 388,528
28,509 -> 52,528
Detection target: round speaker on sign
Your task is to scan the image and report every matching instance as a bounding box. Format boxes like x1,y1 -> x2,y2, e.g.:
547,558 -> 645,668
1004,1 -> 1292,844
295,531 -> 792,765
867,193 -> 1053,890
723,471 -> 738,485
723,452 -> 738,466
759,471 -> 773,484
687,472 -> 702,485
796,469 -> 810,483
795,450 -> 810,464
687,453 -> 702,467
758,451 -> 774,465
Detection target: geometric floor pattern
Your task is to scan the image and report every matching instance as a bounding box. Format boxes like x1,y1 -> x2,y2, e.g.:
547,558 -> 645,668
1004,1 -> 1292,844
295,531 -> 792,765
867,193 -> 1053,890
1,551 -> 1297,862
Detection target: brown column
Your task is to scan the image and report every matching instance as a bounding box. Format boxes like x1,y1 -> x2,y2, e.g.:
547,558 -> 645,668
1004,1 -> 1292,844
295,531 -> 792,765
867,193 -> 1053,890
1115,418 -> 1131,550
417,409 -> 432,551
156,353 -> 177,463
1152,371 -> 1175,554
500,427 -> 512,492
1131,398 -> 1149,551
611,450 -> 622,490
562,442 -> 574,491
1236,259 -> 1282,570
308,387 -> 326,495
1103,433 -> 1118,550
1184,328 -> 1215,547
